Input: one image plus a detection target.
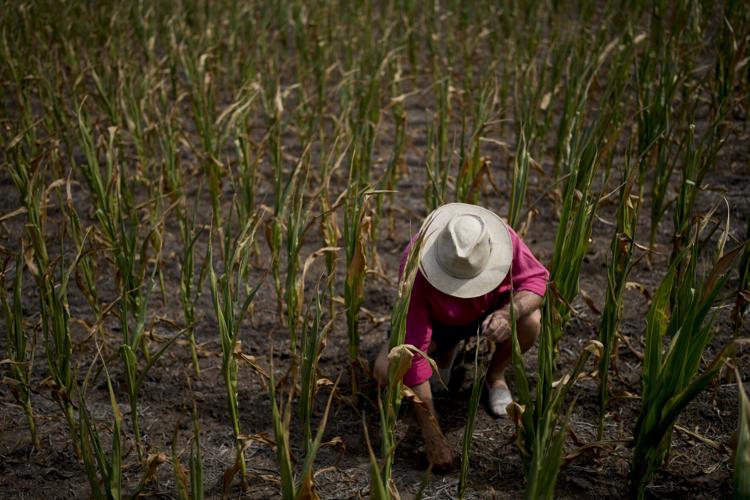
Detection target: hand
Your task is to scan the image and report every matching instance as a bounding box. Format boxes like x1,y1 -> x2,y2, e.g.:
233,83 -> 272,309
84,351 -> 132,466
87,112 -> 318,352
424,432 -> 454,474
481,308 -> 512,344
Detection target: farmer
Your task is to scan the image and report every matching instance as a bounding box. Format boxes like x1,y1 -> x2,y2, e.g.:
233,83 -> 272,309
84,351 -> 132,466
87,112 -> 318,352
373,202 -> 548,472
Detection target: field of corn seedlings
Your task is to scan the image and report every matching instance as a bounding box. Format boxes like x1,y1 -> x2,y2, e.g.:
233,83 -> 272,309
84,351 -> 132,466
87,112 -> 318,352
1,0 -> 749,498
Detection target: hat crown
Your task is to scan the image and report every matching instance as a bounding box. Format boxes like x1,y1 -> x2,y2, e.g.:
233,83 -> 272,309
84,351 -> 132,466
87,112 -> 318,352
436,213 -> 491,279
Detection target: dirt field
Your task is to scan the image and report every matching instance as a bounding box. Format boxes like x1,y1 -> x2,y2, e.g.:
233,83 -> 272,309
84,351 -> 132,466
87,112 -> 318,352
1,99 -> 748,498
1,2 -> 749,499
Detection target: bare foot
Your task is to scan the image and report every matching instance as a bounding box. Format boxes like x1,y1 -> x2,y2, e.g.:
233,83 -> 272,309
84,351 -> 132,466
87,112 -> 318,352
424,433 -> 454,474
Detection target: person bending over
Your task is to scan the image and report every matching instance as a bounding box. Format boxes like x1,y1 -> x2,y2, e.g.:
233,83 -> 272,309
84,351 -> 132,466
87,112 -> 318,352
373,202 -> 548,472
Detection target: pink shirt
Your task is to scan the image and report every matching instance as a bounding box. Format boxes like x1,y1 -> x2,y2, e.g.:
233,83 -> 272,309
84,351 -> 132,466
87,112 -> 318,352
399,225 -> 549,387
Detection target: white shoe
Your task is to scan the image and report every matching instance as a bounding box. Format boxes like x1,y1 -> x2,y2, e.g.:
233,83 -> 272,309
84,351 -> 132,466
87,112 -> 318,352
486,383 -> 513,417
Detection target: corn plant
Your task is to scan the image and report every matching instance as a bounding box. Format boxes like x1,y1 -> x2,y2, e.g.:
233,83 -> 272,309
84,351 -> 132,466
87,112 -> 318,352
0,253 -> 39,449
180,45 -> 222,228
265,88 -> 294,325
6,140 -> 79,455
376,64 -> 408,240
455,77 -> 495,204
63,181 -> 100,323
734,368 -> 750,499
712,0 -> 749,122
458,331 -> 487,499
343,186 -> 374,395
299,280 -> 333,452
630,225 -> 748,499
376,225 -> 428,495
597,158 -> 641,439
671,117 -> 724,271
269,355 -> 338,499
174,379 -> 205,500
549,34 -> 631,335
207,210 -> 262,484
509,292 -> 602,500
424,76 -> 452,213
284,144 -> 313,355
634,19 -> 682,251
78,353 -> 123,500
507,129 -> 532,231
178,197 -> 207,377
317,136 -> 347,321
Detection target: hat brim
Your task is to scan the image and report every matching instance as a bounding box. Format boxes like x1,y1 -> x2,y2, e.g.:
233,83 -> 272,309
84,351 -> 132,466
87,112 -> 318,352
419,203 -> 512,299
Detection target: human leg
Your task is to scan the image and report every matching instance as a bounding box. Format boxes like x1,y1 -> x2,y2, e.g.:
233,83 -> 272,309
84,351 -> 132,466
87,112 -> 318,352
486,307 -> 541,386
485,308 -> 541,416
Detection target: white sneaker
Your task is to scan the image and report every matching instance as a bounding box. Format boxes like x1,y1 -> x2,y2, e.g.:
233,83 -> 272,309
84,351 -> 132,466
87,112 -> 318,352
486,383 -> 513,417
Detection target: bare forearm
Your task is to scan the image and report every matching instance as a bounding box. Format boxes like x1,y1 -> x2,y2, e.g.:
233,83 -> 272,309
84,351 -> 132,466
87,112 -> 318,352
503,290 -> 543,318
411,381 -> 443,439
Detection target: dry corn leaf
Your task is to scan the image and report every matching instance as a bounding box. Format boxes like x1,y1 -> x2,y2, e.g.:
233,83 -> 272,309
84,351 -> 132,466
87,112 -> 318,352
581,289 -> 601,315
539,92 -> 552,111
238,432 -> 276,451
625,281 -> 652,301
387,345 -> 414,382
141,452 -> 169,484
0,207 -> 27,223
345,212 -> 369,296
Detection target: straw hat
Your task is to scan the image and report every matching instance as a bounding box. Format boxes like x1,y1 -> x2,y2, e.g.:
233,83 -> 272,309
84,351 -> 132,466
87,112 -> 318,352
419,203 -> 512,299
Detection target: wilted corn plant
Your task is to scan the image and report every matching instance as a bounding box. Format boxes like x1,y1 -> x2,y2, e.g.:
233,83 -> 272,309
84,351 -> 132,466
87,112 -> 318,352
159,108 -> 205,376
317,135 -> 347,321
548,32 -> 631,335
299,278 -> 334,453
78,351 -> 123,500
424,76 -> 452,213
597,156 -> 641,440
630,222 -> 748,499
508,33 -> 631,497
343,185 -> 373,396
671,116 -> 724,269
173,379 -> 205,500
509,293 -> 603,500
634,14 -> 683,252
0,253 -> 39,449
455,77 -> 496,204
733,368 -> 750,499
208,208 -> 263,485
6,137 -> 79,454
371,227 -> 428,498
284,143 -> 313,355
269,354 -> 338,500
264,83 -> 294,325
458,332 -> 487,499
77,108 -> 180,454
342,33 -> 389,393
180,44 -> 223,229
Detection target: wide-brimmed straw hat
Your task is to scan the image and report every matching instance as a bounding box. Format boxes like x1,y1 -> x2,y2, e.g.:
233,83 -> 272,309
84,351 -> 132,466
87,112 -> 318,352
419,203 -> 512,299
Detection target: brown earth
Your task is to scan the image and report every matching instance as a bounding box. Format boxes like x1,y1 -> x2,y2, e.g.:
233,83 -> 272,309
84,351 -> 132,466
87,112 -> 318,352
0,81 -> 749,500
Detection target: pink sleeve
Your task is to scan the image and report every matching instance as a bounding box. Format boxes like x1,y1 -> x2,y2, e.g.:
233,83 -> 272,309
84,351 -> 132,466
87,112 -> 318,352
507,226 -> 549,296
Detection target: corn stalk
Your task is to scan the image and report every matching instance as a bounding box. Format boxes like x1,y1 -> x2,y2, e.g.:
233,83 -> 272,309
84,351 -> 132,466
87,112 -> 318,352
458,332 -> 487,499
376,225 -> 428,496
208,210 -> 262,484
0,253 -> 40,449
631,223 -> 748,498
597,157 -> 641,440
